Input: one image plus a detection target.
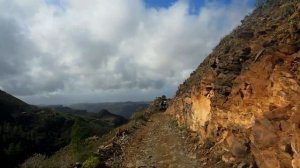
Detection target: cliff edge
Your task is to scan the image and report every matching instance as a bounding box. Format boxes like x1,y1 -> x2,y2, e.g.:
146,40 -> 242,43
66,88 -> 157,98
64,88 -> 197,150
167,1 -> 300,167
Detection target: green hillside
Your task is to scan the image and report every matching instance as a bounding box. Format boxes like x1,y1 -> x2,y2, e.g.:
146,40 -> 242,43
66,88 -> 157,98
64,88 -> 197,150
0,90 -> 127,168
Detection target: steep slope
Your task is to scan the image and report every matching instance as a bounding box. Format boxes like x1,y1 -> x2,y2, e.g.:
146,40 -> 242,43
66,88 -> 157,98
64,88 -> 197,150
167,1 -> 300,167
0,90 -> 29,109
0,90 -> 31,122
0,90 -> 74,168
0,90 -> 127,168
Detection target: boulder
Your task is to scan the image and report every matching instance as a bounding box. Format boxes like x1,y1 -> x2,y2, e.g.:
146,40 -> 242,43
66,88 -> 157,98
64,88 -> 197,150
226,134 -> 248,158
250,120 -> 278,149
263,105 -> 292,121
184,97 -> 192,105
292,157 -> 300,168
253,149 -> 280,168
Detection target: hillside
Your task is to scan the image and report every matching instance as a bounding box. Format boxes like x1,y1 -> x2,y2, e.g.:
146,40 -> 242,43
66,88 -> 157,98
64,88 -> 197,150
0,90 -> 127,168
33,1 -> 300,167
0,90 -> 32,122
0,90 -> 29,109
166,0 -> 300,167
45,105 -> 127,126
69,102 -> 149,119
4,1 -> 300,168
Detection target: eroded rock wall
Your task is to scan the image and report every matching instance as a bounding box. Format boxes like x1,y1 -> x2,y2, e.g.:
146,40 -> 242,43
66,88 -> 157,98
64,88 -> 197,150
167,1 -> 300,167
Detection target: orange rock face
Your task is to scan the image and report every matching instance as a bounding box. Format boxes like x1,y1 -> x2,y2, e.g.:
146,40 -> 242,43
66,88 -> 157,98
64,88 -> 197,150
167,1 -> 300,167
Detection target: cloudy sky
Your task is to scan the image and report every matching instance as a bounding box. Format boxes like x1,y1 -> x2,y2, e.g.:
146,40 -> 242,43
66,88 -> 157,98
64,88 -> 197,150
0,0 -> 255,105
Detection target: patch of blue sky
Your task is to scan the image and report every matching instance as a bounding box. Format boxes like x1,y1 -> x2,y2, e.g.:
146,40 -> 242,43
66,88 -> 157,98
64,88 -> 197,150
45,0 -> 256,16
45,0 -> 62,6
143,0 -> 256,15
143,0 -> 178,9
45,0 -> 66,15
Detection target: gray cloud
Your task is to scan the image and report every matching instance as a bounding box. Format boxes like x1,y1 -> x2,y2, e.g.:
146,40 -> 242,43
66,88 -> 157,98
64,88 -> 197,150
0,16 -> 29,77
0,15 -> 66,95
0,0 -> 254,104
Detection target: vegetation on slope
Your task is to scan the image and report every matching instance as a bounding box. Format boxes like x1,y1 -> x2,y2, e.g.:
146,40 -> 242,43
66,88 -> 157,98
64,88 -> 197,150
69,102 -> 149,119
0,90 -> 127,168
21,97 -> 165,168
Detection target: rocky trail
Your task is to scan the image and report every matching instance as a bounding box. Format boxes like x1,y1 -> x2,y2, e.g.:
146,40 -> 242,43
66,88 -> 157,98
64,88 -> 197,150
122,113 -> 200,168
104,112 -> 205,168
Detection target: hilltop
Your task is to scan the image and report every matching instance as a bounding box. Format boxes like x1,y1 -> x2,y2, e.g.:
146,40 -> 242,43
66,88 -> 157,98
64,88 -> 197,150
69,102 -> 149,119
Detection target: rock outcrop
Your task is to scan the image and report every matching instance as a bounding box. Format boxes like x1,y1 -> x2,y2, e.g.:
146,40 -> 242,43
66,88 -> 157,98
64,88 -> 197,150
167,1 -> 300,167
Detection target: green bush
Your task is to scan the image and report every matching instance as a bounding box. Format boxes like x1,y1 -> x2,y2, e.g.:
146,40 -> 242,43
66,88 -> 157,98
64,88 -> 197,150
70,118 -> 91,152
130,111 -> 147,121
82,155 -> 101,168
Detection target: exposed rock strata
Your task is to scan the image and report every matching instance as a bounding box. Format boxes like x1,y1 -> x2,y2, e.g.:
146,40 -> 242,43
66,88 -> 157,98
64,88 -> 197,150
167,1 -> 300,167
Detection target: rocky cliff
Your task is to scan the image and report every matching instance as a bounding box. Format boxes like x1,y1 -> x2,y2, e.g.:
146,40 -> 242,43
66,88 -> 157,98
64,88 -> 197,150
167,1 -> 300,167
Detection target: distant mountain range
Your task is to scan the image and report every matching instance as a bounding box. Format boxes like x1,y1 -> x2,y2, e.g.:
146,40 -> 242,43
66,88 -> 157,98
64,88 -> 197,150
69,101 -> 149,119
0,90 -> 127,168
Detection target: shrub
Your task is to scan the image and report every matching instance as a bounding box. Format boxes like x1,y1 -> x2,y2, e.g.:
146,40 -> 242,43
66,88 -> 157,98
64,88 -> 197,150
280,2 -> 296,17
130,111 -> 147,121
82,155 -> 101,168
70,118 -> 90,152
219,35 -> 231,46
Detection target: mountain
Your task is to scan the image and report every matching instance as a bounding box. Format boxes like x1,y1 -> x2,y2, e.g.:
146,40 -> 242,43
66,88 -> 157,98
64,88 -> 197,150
167,0 -> 300,167
43,105 -> 84,113
69,102 -> 149,119
0,90 -> 31,122
0,90 -> 127,168
47,105 -> 128,127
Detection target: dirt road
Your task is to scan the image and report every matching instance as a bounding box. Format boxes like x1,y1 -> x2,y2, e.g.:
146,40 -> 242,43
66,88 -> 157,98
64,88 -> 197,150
121,113 -> 201,168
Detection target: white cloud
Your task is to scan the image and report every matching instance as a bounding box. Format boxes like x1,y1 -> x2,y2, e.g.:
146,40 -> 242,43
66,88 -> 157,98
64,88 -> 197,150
0,0 -> 253,104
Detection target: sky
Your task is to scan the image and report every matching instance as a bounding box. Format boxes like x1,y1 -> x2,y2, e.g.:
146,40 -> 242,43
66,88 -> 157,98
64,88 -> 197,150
0,0 -> 255,105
